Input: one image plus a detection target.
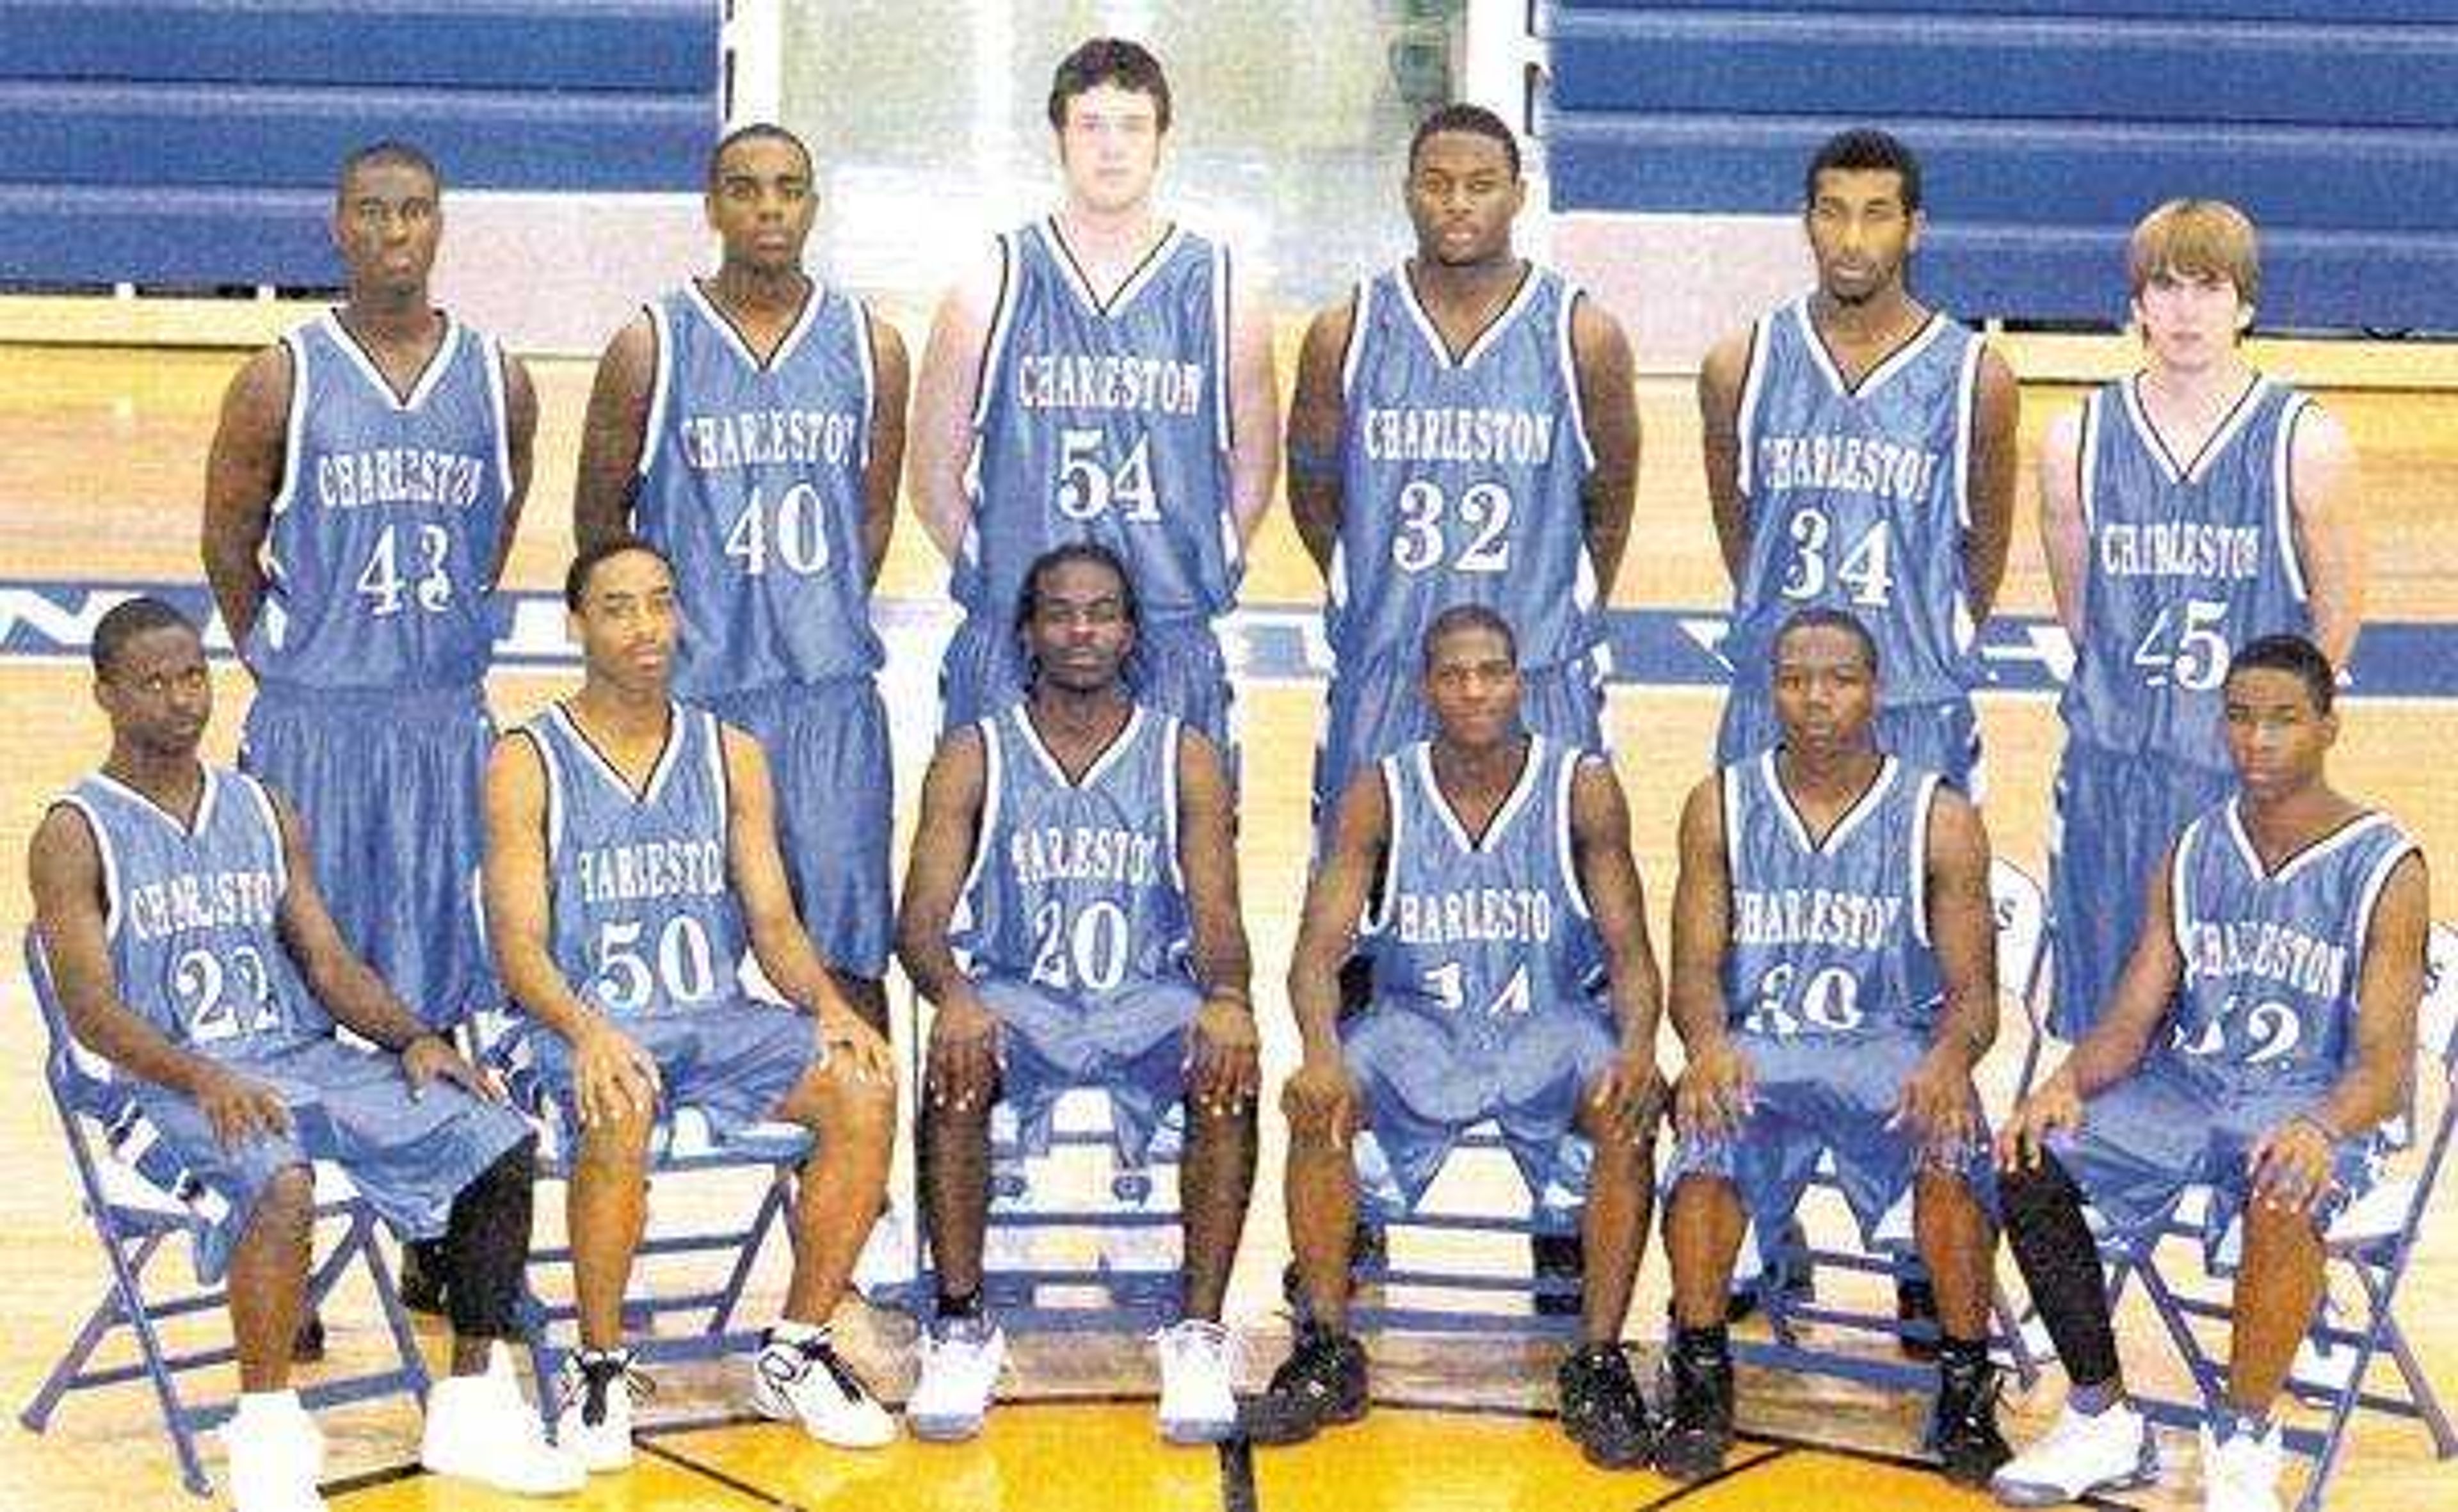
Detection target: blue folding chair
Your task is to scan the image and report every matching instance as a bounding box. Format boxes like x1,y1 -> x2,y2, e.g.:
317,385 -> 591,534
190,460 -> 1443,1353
17,928 -> 431,1498
2073,921 -> 2458,1512
1340,1117 -> 1588,1338
1726,858 -> 2050,1392
470,1005 -> 814,1409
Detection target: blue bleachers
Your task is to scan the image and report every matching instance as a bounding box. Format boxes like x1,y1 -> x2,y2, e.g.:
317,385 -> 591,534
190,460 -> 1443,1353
1545,3 -> 2458,332
0,0 -> 718,290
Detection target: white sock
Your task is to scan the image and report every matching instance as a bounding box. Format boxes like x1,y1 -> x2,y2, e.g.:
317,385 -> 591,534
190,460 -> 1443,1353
234,1388 -> 301,1423
766,1319 -> 828,1350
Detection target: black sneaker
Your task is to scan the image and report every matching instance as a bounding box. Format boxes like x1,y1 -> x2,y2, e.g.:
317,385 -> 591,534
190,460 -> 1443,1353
401,1236 -> 449,1317
1895,1273 -> 1940,1362
1653,1335 -> 1735,1481
289,1308 -> 325,1363
1557,1343 -> 1655,1468
1531,1232 -> 1585,1319
1930,1354 -> 2011,1486
1242,1324 -> 1369,1445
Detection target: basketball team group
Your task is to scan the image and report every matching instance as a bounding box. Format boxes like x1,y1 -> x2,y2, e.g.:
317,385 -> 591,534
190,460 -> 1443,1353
24,34 -> 2427,1512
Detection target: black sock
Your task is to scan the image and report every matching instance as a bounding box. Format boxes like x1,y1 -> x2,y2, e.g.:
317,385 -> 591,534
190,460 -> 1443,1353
1676,1323 -> 1730,1361
1999,1152 -> 2122,1389
1937,1333 -> 1990,1376
936,1287 -> 983,1321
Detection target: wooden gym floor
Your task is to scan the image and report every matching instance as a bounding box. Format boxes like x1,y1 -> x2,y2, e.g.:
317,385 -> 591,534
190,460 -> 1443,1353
1,335 -> 2453,1509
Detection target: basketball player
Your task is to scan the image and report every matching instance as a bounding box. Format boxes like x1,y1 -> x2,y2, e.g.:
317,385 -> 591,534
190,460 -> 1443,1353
1991,636 -> 2423,1512
481,537 -> 899,1469
1244,605 -> 1666,1468
573,122 -> 904,1033
27,599 -> 578,1509
907,36 -> 1279,748
202,140 -> 536,1329
1291,102 -> 1639,821
1699,127 -> 2018,792
896,543 -> 1258,1445
1655,608 -> 2009,1487
2043,200 -> 2363,1041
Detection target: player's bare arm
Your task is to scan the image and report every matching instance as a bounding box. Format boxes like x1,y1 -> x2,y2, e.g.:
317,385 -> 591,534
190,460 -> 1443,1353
895,727 -> 999,1109
1224,259 -> 1282,547
572,314 -> 656,553
718,727 -> 888,1079
1668,774 -> 1751,1138
2287,404 -> 2365,668
1570,294 -> 1641,599
1281,769 -> 1386,1143
1568,755 -> 1665,1139
493,349 -> 540,583
1696,328 -> 1754,587
1176,727 -> 1258,1110
906,254 -> 1002,563
2036,403 -> 2089,641
1897,788 -> 1997,1154
1285,298 -> 1356,576
859,308 -> 911,585
1962,346 -> 2021,621
481,730 -> 660,1123
199,343 -> 294,645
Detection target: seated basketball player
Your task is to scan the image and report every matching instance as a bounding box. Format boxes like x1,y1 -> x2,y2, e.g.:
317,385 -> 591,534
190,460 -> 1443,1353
1656,607 -> 2009,1486
1991,635 -> 2427,1512
1244,604 -> 1666,1469
26,599 -> 578,1510
481,536 -> 899,1469
896,542 -> 1259,1445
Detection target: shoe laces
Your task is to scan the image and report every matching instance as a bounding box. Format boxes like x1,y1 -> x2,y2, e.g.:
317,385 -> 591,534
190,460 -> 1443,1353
561,1351 -> 653,1428
1155,1319 -> 1232,1369
1267,1326 -> 1354,1399
1562,1345 -> 1641,1424
762,1335 -> 871,1404
1938,1360 -> 2003,1429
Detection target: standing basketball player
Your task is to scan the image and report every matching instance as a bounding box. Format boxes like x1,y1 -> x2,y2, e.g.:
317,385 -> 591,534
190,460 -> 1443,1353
1291,102 -> 1639,821
202,140 -> 537,1326
1992,636 -> 2422,1512
2042,200 -> 2363,1040
1699,127 -> 2018,792
573,122 -> 906,1033
29,599 -> 578,1509
483,538 -> 899,1469
897,544 -> 1259,1445
907,36 -> 1280,748
1246,605 -> 1666,1468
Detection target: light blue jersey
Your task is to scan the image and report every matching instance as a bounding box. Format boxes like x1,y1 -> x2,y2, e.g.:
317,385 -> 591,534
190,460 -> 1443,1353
633,282 -> 883,695
1719,752 -> 1945,1041
526,702 -> 748,1019
242,312 -> 513,694
2160,800 -> 2416,1100
1327,263 -> 1600,685
1725,300 -> 1984,718
958,219 -> 1237,632
952,703 -> 1192,993
1362,737 -> 1604,1027
2060,374 -> 2316,773
57,766 -> 327,1059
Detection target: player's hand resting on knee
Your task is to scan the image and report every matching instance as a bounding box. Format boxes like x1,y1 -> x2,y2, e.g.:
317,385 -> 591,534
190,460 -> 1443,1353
400,1033 -> 504,1102
1674,1037 -> 1755,1140
193,1063 -> 293,1150
1995,1068 -> 2083,1171
1281,1054 -> 1359,1148
927,993 -> 999,1112
1189,996 -> 1260,1114
572,1021 -> 662,1127
819,1006 -> 894,1085
1587,1047 -> 1664,1145
1893,1044 -> 1983,1161
2248,1114 -> 2337,1216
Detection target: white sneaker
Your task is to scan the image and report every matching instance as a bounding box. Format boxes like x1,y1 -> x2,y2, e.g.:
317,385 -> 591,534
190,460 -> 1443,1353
1154,1319 -> 1238,1444
421,1344 -> 585,1495
553,1348 -> 646,1473
908,1314 -> 1006,1443
223,1392 -> 326,1512
750,1330 -> 897,1448
1991,1397 -> 2159,1506
2200,1419 -> 2286,1512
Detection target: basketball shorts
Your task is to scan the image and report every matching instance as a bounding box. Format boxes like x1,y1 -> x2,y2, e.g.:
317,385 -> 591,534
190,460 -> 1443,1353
1341,1002 -> 1619,1230
241,682 -> 496,1029
518,999 -> 821,1145
970,973 -> 1203,1168
1313,654 -> 1607,826
124,1037 -> 529,1285
1664,1032 -> 1992,1248
700,678 -> 894,979
2048,1063 -> 2378,1266
2047,741 -> 2235,1040
940,612 -> 1234,756
1717,688 -> 1982,798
